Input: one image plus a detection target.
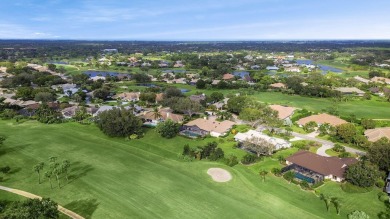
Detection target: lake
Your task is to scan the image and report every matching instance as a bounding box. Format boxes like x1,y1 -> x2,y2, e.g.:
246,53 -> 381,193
83,71 -> 130,78
296,60 -> 343,74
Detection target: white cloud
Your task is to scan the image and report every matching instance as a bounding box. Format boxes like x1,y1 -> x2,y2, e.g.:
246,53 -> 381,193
0,23 -> 60,39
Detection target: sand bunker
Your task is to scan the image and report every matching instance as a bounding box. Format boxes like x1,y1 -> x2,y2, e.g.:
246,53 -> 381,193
207,168 -> 232,182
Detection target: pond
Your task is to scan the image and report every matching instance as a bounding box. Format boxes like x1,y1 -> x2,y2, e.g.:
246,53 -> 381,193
162,69 -> 187,74
136,83 -> 158,88
296,60 -> 343,74
83,71 -> 130,78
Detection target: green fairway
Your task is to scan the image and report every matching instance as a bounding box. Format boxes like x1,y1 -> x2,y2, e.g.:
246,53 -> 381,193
253,92 -> 390,119
0,121 -> 385,218
0,190 -> 25,202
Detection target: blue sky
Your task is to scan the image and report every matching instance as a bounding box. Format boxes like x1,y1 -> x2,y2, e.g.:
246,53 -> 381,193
0,0 -> 389,40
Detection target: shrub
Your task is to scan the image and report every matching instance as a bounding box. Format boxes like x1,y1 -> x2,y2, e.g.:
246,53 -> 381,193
338,152 -> 351,158
241,153 -> 257,165
292,141 -> 310,150
271,168 -> 282,176
129,134 -> 138,140
224,155 -> 238,167
333,144 -> 346,152
283,170 -> 295,183
300,181 -> 310,190
378,192 -> 389,202
277,155 -> 285,164
303,121 -> 317,132
209,148 -> 224,161
375,179 -> 385,188
182,144 -> 190,156
348,210 -> 370,219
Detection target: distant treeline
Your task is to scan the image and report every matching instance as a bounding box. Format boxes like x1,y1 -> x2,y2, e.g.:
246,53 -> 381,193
0,40 -> 390,61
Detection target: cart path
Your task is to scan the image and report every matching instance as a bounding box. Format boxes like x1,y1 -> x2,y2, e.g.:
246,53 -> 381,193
0,185 -> 85,219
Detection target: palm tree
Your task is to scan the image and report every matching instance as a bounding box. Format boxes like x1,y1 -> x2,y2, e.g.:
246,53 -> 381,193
61,160 -> 70,183
259,170 -> 268,182
33,162 -> 45,184
194,148 -> 203,160
319,194 -> 331,212
331,197 -> 342,215
152,107 -> 162,120
52,163 -> 62,189
45,170 -> 53,189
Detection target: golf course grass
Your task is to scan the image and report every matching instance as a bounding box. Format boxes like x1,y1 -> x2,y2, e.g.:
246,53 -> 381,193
0,120 -> 386,218
253,92 -> 390,119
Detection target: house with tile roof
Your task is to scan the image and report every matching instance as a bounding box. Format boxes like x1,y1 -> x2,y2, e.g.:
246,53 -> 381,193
140,108 -> 184,126
181,118 -> 235,138
297,113 -> 347,127
113,92 -> 140,102
269,83 -> 286,89
371,76 -> 390,84
222,73 -> 235,80
269,105 -> 295,125
364,127 -> 390,142
285,151 -> 357,183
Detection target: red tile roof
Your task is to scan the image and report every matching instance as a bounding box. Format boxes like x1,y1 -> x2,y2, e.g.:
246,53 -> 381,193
222,73 -> 235,80
297,113 -> 347,127
286,151 -> 357,178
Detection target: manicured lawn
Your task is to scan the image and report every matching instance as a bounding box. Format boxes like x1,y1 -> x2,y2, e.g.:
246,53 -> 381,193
317,182 -> 386,216
0,190 -> 25,201
253,92 -> 390,119
325,149 -> 339,156
0,121 -> 385,218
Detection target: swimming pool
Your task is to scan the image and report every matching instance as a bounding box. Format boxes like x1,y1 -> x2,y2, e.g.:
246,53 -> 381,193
180,130 -> 202,138
294,172 -> 315,184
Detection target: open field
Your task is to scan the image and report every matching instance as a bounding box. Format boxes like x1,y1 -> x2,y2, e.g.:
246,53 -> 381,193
253,92 -> 390,119
0,121 -> 386,218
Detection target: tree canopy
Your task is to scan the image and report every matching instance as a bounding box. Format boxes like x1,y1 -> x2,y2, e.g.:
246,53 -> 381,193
95,107 -> 143,137
345,161 -> 382,188
0,198 -> 59,219
367,138 -> 390,172
156,119 -> 180,139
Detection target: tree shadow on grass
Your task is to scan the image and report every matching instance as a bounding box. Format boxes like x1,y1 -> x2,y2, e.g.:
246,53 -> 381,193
0,144 -> 31,157
67,161 -> 94,184
64,199 -> 100,219
7,167 -> 22,175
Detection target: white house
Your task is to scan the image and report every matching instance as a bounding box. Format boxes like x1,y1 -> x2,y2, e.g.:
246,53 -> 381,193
234,130 -> 291,150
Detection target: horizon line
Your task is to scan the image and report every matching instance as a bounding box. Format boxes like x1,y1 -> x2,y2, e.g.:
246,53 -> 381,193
0,38 -> 390,42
